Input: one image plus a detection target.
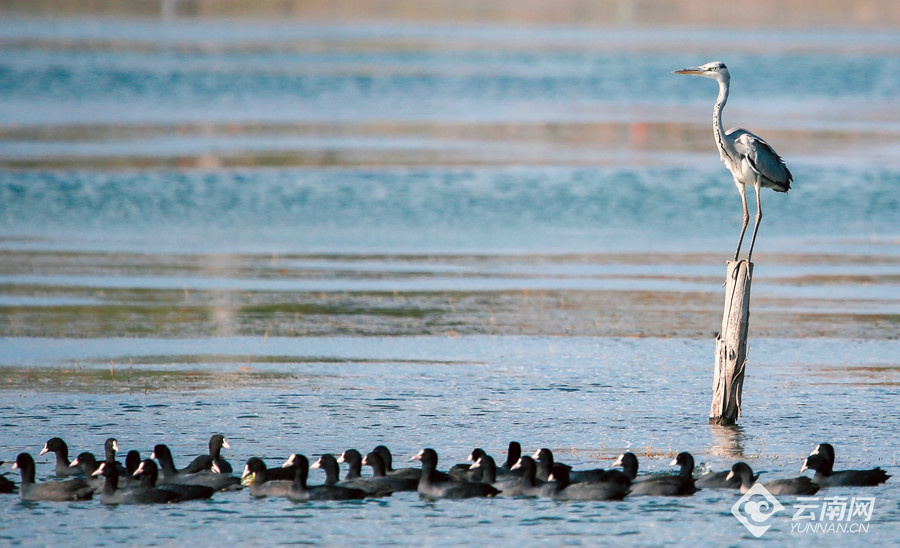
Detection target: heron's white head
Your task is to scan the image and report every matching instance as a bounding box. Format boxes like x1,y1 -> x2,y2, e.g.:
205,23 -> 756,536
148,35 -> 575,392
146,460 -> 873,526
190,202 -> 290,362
674,61 -> 729,82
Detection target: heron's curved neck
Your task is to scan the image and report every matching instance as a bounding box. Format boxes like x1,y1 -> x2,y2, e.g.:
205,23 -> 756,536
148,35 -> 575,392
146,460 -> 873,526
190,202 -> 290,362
713,77 -> 732,161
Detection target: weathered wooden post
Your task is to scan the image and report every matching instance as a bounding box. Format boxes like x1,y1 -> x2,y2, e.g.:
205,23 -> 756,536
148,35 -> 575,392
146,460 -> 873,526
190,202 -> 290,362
710,260 -> 753,425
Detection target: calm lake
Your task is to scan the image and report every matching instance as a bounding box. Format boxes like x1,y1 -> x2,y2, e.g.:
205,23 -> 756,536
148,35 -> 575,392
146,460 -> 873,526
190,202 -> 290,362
0,16 -> 898,546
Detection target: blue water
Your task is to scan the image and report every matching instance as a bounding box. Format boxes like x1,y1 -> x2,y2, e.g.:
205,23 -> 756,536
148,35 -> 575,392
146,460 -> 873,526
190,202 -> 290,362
0,17 -> 898,547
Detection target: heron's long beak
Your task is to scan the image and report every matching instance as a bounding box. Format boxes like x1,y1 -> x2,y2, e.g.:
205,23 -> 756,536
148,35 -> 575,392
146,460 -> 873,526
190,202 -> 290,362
674,67 -> 704,75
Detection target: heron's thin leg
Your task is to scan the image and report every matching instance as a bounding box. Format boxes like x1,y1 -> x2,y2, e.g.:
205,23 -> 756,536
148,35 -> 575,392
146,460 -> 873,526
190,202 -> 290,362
733,184 -> 749,261
747,183 -> 763,263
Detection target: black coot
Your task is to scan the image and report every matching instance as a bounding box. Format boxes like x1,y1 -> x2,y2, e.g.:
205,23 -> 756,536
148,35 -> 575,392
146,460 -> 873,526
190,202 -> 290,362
208,434 -> 233,474
104,438 -> 132,486
92,461 -> 180,504
285,454 -> 368,501
69,452 -> 104,491
532,448 -> 605,483
125,450 -> 142,478
501,441 -> 523,472
411,448 -> 500,499
549,464 -> 631,501
471,453 -> 539,495
801,443 -> 890,487
503,456 -> 555,497
728,461 -> 819,495
181,434 -> 232,474
134,459 -> 214,501
13,453 -> 93,501
0,461 -> 16,493
531,448 -> 559,482
152,444 -> 240,491
336,449 -> 365,480
628,452 -> 699,496
448,448 -> 487,482
467,453 -> 498,484
362,451 -> 418,492
39,437 -> 80,478
311,454 -> 392,496
242,457 -> 293,497
695,464 -> 760,489
372,445 -> 425,481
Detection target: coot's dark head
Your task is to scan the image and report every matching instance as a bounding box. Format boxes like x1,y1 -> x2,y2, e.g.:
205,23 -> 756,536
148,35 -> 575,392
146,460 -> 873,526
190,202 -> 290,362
511,456 -> 536,473
468,448 -> 487,462
612,452 -> 639,480
337,449 -> 362,466
725,461 -> 755,487
532,448 -> 554,464
125,450 -> 141,475
210,434 -> 230,453
283,453 -> 309,471
40,437 -> 67,457
547,463 -> 571,488
12,452 -> 37,481
283,453 -> 310,487
469,454 -> 497,479
312,454 -> 338,469
150,444 -> 173,462
92,461 -> 120,490
104,438 -> 120,462
70,452 -> 99,473
411,448 -> 438,466
362,451 -> 387,476
801,454 -> 831,475
92,461 -> 116,478
505,441 -> 522,468
133,459 -> 160,485
373,445 -> 393,469
670,452 -> 695,477
243,457 -> 267,478
810,443 -> 836,463
311,454 -> 341,483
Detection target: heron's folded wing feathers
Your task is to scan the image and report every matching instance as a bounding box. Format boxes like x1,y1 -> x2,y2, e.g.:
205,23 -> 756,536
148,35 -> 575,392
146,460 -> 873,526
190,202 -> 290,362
729,129 -> 792,192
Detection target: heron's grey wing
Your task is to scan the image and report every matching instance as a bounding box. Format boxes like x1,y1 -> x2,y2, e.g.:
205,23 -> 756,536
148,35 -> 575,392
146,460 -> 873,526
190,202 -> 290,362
728,129 -> 792,192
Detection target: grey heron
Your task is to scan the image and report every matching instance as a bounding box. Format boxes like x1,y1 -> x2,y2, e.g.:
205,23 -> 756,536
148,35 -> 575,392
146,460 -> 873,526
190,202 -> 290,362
675,61 -> 792,262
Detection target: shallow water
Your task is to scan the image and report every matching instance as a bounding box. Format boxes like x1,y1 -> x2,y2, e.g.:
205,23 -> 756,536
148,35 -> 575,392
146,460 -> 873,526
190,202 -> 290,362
1,15 -> 898,547
0,336 -> 897,545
